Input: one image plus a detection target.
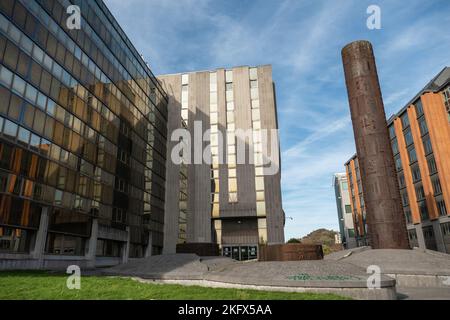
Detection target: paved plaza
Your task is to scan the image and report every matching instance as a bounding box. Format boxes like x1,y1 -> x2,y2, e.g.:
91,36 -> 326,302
103,248 -> 450,300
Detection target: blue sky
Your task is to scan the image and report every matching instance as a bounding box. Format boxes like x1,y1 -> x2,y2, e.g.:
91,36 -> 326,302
104,0 -> 450,239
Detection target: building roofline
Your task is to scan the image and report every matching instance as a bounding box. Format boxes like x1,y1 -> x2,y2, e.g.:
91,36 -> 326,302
344,153 -> 358,166
156,64 -> 273,77
387,66 -> 449,125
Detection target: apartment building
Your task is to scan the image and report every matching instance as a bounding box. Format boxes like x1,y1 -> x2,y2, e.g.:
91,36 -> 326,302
0,0 -> 168,268
333,173 -> 357,249
345,67 -> 450,253
158,66 -> 285,260
345,155 -> 368,247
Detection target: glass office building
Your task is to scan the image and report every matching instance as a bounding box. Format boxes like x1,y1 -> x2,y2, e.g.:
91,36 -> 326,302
0,0 -> 167,267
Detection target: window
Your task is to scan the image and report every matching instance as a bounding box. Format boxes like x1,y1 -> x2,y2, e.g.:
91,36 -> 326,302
228,178 -> 237,193
255,177 -> 265,191
401,192 -> 409,207
250,80 -> 258,88
0,66 -> 13,87
345,205 -> 352,214
17,126 -> 30,144
391,138 -> 399,155
401,113 -> 410,128
412,166 -> 421,182
423,136 -> 433,155
395,155 -> 402,171
341,181 -> 348,191
419,117 -> 428,136
12,75 -> 26,96
229,193 -> 238,203
251,100 -> 260,109
249,68 -> 258,80
437,199 -> 447,217
96,239 -> 121,257
441,222 -> 450,236
256,191 -> 265,201
415,99 -> 424,117
408,229 -> 418,241
405,210 -> 412,224
0,227 -> 34,253
398,173 -> 406,189
388,125 -> 396,139
46,233 -> 86,256
428,156 -> 437,174
251,88 -> 259,100
408,147 -> 417,163
348,229 -> 355,237
225,70 -> 233,83
415,185 -> 425,201
256,201 -> 266,216
432,177 -> 442,195
3,119 -> 18,138
404,128 -> 413,146
419,202 -> 429,221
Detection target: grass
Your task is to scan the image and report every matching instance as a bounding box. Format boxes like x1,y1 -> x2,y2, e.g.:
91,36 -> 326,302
0,271 -> 349,300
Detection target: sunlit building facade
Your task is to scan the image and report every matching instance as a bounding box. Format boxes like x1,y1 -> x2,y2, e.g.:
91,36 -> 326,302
345,67 -> 450,253
333,173 -> 357,249
0,0 -> 168,268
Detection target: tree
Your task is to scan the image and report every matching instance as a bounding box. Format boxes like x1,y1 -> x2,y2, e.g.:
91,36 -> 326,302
287,238 -> 301,244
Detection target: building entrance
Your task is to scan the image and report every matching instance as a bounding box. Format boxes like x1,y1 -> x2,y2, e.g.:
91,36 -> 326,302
222,245 -> 258,261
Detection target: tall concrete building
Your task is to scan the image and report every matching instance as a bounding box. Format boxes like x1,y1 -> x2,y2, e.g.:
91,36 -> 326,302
333,173 -> 357,249
158,66 -> 285,260
345,67 -> 450,253
0,0 -> 168,268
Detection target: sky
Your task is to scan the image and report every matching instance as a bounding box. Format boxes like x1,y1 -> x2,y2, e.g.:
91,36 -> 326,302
104,0 -> 450,239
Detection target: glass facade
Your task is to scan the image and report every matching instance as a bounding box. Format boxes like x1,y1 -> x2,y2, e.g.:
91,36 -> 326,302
0,0 -> 167,257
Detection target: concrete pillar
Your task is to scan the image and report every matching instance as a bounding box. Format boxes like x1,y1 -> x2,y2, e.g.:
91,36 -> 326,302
86,219 -> 98,267
122,226 -> 130,264
144,232 -> 153,258
432,220 -> 446,253
31,207 -> 49,267
341,40 -> 409,249
415,224 -> 426,249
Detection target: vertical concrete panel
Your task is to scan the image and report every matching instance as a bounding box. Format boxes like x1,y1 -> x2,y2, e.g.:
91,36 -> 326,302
159,75 -> 182,253
31,207 -> 50,267
233,66 -> 257,208
258,65 -> 284,243
217,69 -> 228,217
86,219 -> 98,266
193,72 -> 212,243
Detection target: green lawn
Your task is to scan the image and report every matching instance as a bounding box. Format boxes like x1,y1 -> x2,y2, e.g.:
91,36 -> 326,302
0,271 -> 348,300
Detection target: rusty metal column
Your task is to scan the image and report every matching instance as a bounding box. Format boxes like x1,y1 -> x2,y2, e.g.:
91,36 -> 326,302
341,40 -> 409,249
